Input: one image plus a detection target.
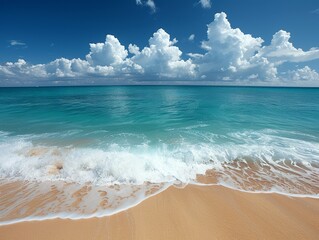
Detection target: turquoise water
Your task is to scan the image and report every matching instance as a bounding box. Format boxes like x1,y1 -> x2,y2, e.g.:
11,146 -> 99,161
1,86 -> 319,140
0,86 -> 319,193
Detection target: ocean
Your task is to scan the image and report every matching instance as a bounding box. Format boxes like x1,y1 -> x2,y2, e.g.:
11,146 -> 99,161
0,86 -> 319,223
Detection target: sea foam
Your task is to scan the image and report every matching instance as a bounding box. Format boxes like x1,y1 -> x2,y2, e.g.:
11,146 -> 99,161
0,129 -> 319,224
0,129 -> 318,191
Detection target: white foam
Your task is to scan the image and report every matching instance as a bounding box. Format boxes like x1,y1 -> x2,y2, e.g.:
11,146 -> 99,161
0,129 -> 319,224
0,130 -> 318,189
0,181 -> 172,226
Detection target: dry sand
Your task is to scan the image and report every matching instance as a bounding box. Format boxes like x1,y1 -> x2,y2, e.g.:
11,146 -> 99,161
0,184 -> 318,240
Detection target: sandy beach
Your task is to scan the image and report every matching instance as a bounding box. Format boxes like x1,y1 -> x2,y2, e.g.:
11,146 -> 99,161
1,0 -> 319,238
1,184 -> 318,240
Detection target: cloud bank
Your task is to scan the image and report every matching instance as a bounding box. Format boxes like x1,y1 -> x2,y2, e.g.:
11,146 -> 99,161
1,12 -> 319,86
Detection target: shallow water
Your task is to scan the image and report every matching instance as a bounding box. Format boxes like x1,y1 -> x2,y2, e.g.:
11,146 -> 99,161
0,86 -> 319,223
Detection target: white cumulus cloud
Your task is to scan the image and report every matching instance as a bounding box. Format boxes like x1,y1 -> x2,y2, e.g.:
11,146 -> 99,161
130,28 -> 196,78
259,30 -> 319,63
192,12 -> 277,81
128,44 -> 140,55
287,66 -> 319,82
45,58 -> 94,77
0,59 -> 46,77
190,12 -> 319,83
1,12 -> 319,86
86,35 -> 128,66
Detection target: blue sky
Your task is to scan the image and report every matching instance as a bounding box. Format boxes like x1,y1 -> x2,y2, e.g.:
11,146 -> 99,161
1,0 -> 319,86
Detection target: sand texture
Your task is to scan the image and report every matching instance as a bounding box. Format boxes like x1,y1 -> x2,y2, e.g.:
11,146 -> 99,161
1,185 -> 318,240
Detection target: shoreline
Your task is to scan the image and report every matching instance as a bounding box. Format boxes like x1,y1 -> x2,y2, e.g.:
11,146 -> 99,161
1,179 -> 319,226
1,184 -> 318,240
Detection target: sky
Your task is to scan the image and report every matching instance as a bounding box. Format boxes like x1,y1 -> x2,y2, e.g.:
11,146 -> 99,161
0,0 -> 319,86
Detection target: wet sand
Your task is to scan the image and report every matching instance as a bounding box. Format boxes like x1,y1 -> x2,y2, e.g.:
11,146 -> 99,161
1,184 -> 318,240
